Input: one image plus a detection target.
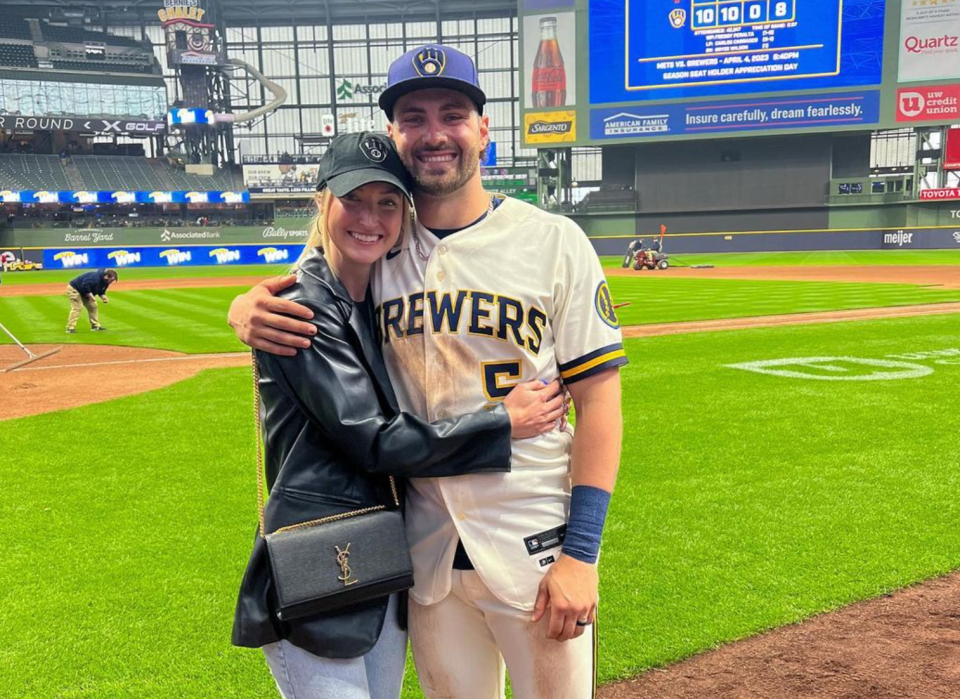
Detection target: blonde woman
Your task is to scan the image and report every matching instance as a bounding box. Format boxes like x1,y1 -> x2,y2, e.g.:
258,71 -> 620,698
232,132 -> 564,699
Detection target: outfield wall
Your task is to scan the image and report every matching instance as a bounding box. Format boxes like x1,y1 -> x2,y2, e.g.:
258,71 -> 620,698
572,197 -> 960,255
0,220 -> 309,249
4,217 -> 960,268
38,244 -> 307,270
0,220 -> 310,268
586,227 -> 960,256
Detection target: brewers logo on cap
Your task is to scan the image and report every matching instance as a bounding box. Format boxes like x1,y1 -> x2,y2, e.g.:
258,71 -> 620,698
360,136 -> 388,162
413,47 -> 446,77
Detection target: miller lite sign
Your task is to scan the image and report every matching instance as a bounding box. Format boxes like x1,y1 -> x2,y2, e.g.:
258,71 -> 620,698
321,114 -> 335,138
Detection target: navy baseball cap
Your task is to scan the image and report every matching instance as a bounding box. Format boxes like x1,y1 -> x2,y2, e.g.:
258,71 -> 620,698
316,132 -> 412,202
379,44 -> 487,120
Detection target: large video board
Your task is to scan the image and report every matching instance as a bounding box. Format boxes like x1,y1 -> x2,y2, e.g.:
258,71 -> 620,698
520,0 -> 960,145
593,0 -> 881,103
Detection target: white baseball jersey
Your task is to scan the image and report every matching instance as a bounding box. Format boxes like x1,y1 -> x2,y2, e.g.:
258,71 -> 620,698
373,195 -> 627,611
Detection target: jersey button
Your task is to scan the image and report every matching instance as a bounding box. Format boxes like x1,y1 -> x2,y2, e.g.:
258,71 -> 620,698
438,245 -> 448,255
436,271 -> 446,282
456,512 -> 467,521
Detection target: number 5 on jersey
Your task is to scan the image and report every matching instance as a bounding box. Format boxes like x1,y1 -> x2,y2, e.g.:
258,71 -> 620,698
482,361 -> 522,401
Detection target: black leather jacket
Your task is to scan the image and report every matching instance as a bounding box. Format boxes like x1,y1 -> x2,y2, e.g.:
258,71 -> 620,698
232,251 -> 512,659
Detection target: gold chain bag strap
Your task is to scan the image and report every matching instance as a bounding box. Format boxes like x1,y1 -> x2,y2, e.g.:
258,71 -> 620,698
252,353 -> 414,621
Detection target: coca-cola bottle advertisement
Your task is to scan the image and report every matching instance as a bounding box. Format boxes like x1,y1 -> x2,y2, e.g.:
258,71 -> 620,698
524,12 -> 576,109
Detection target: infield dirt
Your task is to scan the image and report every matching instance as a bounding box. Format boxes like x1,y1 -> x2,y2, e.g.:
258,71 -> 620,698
600,571 -> 960,699
0,344 -> 248,420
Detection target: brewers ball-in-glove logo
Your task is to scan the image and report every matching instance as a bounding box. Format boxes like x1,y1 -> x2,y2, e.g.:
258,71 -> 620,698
414,47 -> 446,77
669,8 -> 686,28
595,281 -> 620,329
360,136 -> 388,163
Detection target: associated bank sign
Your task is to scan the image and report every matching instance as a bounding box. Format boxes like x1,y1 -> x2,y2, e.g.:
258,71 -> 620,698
602,112 -> 669,136
160,228 -> 221,242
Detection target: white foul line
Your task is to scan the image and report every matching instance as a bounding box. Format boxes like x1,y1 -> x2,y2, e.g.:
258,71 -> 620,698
9,352 -> 248,373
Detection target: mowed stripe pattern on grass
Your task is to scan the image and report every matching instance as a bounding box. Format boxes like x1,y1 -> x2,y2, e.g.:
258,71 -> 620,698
608,277 -> 960,326
3,277 -> 960,354
1,314 -> 959,697
0,263 -> 291,286
0,287 -> 248,354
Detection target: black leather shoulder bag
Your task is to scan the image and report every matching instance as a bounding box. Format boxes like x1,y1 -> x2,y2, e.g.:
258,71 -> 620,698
252,354 -> 414,621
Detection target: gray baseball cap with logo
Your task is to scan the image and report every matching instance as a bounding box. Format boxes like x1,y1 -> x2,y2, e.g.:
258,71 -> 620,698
315,132 -> 412,201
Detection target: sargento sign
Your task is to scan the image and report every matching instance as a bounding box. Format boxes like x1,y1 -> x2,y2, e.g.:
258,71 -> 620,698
919,188 -> 960,200
529,121 -> 571,135
524,111 -> 577,144
0,116 -> 165,135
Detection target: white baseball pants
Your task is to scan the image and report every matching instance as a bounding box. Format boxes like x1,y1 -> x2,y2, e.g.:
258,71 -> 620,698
409,570 -> 597,699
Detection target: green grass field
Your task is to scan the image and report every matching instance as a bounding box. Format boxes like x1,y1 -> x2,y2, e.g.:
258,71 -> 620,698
3,267 -> 960,353
0,287 -> 248,353
2,252 -> 960,697
608,278 -> 960,326
3,248 -> 958,291
0,263 -> 289,286
2,314 -> 959,698
599,248 -> 960,268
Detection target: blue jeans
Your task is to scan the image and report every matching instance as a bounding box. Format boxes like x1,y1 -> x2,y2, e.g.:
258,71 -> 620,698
262,595 -> 408,699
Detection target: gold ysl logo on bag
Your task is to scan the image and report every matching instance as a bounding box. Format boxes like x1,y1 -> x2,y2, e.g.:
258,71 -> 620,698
335,544 -> 359,586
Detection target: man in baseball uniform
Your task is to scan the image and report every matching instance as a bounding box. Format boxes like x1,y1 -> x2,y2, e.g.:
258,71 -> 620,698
230,45 -> 627,699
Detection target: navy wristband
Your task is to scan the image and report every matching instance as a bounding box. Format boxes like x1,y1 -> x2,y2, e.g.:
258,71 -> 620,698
561,485 -> 611,564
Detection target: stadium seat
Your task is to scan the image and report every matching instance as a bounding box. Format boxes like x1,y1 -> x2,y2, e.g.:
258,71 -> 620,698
0,154 -> 243,193
0,42 -> 38,68
0,18 -> 31,41
577,187 -> 638,212
0,154 -> 71,190
51,59 -> 153,75
39,23 -> 144,50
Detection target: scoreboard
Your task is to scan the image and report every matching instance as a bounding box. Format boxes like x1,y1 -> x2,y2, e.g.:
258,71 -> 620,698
520,0 -> 960,145
625,0 -> 840,94
600,0 -> 873,103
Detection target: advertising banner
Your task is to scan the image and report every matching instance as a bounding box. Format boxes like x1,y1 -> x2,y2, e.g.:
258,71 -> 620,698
523,12 -> 576,110
944,128 -> 960,170
919,188 -> 960,200
880,229 -> 960,248
0,225 -> 309,249
898,0 -> 960,83
480,166 -> 538,203
895,85 -> 960,122
0,115 -> 166,135
524,110 -> 577,144
590,91 -> 880,140
242,155 -> 322,194
0,190 -> 249,205
42,244 -> 305,270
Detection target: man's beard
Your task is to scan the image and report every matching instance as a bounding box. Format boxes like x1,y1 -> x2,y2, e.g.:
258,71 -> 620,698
403,142 -> 483,196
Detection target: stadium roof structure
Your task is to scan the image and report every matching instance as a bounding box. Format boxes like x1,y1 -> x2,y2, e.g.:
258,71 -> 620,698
8,0 -> 518,27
